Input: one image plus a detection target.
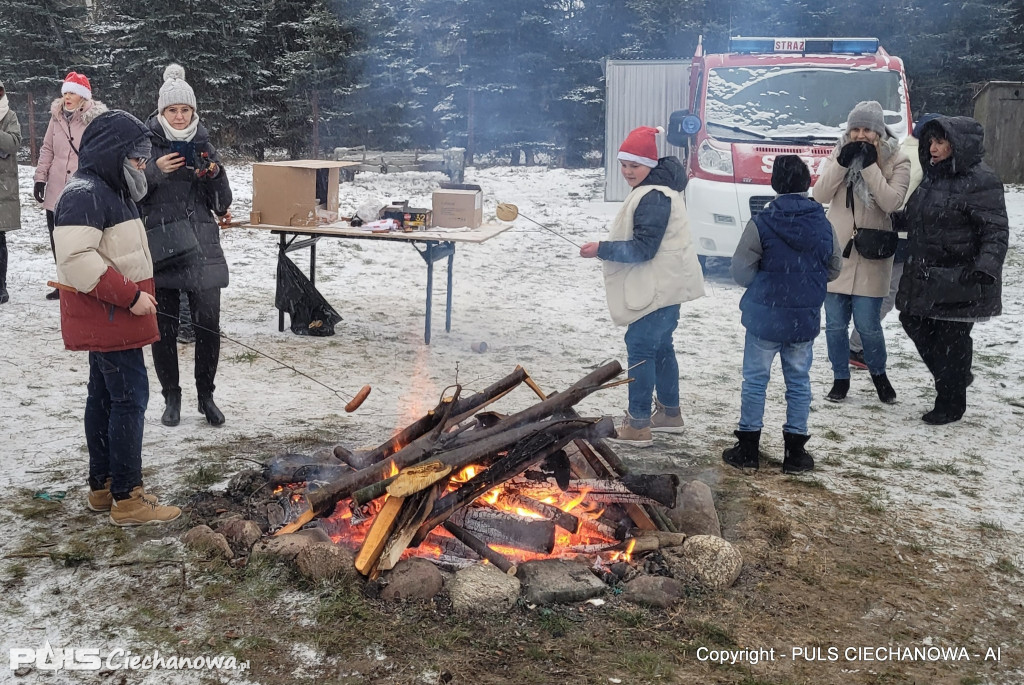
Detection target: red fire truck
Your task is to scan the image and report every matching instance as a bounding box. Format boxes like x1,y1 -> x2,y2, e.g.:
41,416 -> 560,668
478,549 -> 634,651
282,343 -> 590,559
667,37 -> 912,263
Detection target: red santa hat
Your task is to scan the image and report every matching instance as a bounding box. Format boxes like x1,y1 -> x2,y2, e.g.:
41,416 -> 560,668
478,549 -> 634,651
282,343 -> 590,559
617,125 -> 664,168
61,72 -> 92,100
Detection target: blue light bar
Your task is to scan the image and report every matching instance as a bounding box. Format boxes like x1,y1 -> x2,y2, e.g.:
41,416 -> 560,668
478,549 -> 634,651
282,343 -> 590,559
728,37 -> 880,55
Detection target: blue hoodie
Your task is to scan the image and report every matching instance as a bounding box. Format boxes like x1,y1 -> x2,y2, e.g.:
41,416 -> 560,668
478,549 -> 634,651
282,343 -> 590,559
733,194 -> 837,343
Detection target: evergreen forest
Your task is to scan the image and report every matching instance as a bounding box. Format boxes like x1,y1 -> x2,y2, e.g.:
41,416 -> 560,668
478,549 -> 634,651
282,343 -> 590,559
1,0 -> 1019,163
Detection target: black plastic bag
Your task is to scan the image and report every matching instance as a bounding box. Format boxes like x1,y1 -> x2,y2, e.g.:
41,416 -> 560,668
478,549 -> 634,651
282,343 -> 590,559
275,253 -> 342,336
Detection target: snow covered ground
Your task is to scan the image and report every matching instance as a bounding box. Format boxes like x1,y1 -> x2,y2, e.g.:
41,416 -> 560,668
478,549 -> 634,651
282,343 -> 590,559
0,160 -> 1021,681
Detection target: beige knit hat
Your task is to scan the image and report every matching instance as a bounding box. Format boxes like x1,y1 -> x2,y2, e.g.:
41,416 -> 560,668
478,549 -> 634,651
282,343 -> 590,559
158,64 -> 197,112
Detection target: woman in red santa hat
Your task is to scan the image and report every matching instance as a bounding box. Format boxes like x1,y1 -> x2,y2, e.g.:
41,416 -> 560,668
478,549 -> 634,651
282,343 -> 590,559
33,71 -> 107,300
579,126 -> 705,446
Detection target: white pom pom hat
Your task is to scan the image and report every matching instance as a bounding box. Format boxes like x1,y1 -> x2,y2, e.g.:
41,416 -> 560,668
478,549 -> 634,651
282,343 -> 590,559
158,63 -> 197,112
617,125 -> 664,168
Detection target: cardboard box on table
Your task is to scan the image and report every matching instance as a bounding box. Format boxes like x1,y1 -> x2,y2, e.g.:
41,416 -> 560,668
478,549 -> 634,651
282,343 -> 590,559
432,186 -> 483,228
251,160 -> 359,227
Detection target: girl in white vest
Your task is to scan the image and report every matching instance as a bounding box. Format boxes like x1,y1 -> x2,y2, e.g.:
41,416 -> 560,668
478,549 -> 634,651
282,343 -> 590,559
580,126 -> 705,446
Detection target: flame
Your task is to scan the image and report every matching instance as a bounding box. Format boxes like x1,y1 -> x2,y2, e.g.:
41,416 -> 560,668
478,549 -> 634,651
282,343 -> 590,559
623,538 -> 636,563
453,465 -> 478,482
561,488 -> 590,514
387,461 -> 399,477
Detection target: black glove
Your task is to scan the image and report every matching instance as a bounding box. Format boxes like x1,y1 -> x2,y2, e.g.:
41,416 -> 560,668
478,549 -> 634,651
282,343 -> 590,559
837,140 -> 878,168
960,269 -> 996,286
33,182 -> 46,204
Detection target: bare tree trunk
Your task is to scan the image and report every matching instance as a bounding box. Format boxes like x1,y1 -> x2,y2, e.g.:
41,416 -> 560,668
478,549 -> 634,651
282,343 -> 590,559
27,93 -> 37,165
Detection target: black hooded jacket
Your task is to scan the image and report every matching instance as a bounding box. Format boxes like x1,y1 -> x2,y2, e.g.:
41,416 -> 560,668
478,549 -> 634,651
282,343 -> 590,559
139,113 -> 232,290
896,116 -> 1008,319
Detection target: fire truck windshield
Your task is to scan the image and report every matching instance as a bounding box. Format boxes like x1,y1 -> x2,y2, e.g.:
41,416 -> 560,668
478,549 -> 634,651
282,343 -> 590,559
705,66 -> 907,141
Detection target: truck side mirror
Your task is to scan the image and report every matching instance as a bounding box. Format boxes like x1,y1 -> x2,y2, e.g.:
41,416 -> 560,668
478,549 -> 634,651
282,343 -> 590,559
667,109 -> 702,146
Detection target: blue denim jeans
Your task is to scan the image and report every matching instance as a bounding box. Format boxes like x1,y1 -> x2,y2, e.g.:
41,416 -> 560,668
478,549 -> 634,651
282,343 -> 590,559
85,349 -> 149,497
624,305 -> 680,427
824,293 -> 886,378
739,331 -> 814,435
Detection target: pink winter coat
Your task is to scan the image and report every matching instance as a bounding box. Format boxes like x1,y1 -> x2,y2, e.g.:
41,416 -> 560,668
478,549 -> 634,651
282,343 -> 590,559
34,98 -> 107,211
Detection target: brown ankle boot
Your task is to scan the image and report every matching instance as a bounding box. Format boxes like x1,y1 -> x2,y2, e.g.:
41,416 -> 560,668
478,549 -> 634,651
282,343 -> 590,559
109,486 -> 181,526
87,479 -> 113,512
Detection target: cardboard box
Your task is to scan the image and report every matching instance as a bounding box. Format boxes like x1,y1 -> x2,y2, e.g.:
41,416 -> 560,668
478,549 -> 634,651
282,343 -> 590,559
432,187 -> 482,228
381,205 -> 432,230
251,160 -> 359,227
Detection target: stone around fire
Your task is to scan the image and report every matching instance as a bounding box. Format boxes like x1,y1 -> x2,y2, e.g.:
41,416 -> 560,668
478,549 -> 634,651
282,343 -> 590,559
448,563 -> 521,613
517,559 -> 606,605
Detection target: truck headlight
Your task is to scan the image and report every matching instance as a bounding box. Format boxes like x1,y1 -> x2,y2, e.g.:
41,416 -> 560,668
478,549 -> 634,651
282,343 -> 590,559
697,139 -> 733,176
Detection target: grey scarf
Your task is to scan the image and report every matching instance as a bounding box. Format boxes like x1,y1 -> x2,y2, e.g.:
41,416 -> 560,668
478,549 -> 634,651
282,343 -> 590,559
843,135 -> 901,210
122,160 -> 148,202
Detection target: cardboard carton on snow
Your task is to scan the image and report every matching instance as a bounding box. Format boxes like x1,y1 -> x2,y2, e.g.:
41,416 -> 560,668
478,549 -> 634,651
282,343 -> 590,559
251,160 -> 359,227
432,185 -> 483,228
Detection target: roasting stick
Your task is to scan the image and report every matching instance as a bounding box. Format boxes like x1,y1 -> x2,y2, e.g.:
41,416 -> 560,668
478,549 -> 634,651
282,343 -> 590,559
47,280 -> 371,412
496,202 -> 582,249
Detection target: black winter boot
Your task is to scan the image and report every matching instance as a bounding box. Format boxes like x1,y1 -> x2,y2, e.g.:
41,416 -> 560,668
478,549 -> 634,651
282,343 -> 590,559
722,430 -> 760,470
825,378 -> 849,403
871,373 -> 897,404
198,396 -> 225,426
161,390 -> 181,427
782,432 -> 814,474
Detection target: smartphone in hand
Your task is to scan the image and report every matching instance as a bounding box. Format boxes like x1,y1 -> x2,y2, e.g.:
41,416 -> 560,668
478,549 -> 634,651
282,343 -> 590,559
168,141 -> 197,168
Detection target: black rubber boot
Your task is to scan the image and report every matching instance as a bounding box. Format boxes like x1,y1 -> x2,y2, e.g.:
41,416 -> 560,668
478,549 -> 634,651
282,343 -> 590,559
722,430 -> 760,470
161,390 -> 181,427
199,396 -> 225,426
825,378 -> 850,403
782,432 -> 814,474
871,373 -> 897,404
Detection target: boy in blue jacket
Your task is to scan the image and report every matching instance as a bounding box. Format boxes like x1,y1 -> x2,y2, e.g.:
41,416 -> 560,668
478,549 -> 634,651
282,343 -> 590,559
724,156 -> 842,472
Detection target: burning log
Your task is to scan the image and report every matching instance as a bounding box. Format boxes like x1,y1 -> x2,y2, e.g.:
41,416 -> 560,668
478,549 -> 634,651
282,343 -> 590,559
442,521 -> 517,575
274,361 -> 624,535
344,367 -> 529,469
499,493 -> 579,534
354,461 -> 453,576
450,508 -> 556,555
263,452 -> 346,487
409,418 -> 614,546
509,473 -> 679,508
519,368 -> 656,532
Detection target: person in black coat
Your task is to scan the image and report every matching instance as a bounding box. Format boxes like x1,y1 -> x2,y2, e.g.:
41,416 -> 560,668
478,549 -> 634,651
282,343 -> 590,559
139,64 -> 232,427
896,116 -> 1008,425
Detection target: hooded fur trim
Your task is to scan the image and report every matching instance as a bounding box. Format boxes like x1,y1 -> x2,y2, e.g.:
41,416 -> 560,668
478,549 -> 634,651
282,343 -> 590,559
49,97 -> 108,125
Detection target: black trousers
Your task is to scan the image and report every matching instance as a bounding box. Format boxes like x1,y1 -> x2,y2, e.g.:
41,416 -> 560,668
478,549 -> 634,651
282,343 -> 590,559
152,287 -> 222,400
0,231 -> 7,289
46,210 -> 57,261
900,313 -> 973,414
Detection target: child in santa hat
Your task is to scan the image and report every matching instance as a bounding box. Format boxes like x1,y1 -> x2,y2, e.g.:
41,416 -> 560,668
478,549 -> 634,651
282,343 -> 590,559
579,126 -> 704,446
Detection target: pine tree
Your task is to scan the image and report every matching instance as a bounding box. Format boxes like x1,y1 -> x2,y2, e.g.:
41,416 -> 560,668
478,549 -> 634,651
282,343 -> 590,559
0,0 -> 91,160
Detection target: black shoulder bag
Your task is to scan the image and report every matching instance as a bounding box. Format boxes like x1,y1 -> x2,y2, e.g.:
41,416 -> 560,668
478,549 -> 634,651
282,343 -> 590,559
841,183 -> 898,260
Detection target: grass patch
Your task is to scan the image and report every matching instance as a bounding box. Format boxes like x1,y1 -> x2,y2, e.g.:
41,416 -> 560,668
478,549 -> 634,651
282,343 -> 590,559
10,489 -> 64,520
229,351 -> 260,364
615,650 -> 670,678
992,557 -> 1020,575
931,490 -> 956,499
848,445 -> 893,459
687,620 -> 736,648
921,461 -> 962,476
610,609 -> 645,628
821,429 -> 845,443
50,540 -> 95,567
537,610 -> 573,637
977,519 -> 1005,533
767,519 -> 792,547
183,463 -> 225,489
786,476 -> 827,490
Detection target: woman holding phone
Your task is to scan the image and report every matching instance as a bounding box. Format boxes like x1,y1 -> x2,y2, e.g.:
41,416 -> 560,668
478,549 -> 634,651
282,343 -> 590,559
139,64 -> 232,427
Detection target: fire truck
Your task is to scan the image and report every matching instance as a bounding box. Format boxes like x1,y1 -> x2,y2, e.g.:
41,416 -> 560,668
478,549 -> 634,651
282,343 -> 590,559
666,37 -> 912,263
